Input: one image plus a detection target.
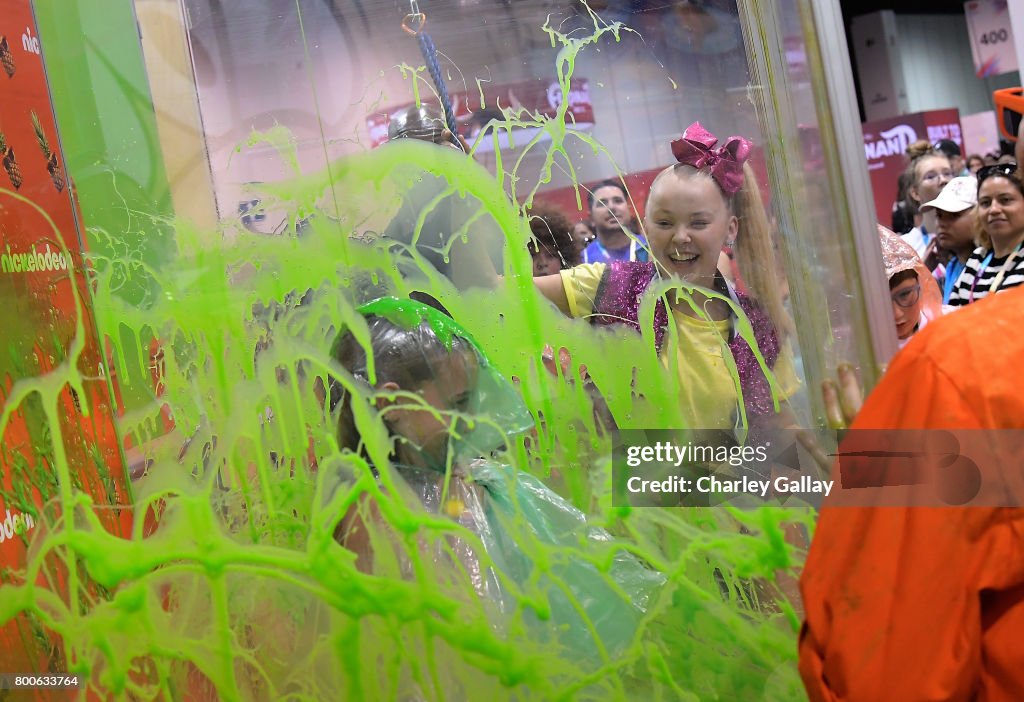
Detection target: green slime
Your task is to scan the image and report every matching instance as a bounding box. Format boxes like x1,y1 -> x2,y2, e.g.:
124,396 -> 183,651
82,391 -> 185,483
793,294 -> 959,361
0,9 -> 812,701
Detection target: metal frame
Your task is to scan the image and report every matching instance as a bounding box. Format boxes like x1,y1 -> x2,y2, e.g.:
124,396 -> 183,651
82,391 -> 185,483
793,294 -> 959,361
801,0 -> 898,378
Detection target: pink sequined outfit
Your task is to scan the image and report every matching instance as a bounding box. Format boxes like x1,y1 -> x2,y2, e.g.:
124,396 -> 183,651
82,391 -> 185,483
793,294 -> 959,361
590,261 -> 782,419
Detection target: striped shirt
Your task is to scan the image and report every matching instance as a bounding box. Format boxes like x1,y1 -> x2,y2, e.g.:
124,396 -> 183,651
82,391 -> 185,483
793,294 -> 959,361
948,246 -> 1024,306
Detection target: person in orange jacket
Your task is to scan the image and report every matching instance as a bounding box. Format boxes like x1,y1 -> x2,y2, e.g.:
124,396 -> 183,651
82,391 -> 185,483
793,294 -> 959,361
799,284 -> 1024,701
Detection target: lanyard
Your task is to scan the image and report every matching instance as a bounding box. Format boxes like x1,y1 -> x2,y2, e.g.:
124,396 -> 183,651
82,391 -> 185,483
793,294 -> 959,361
969,242 -> 1024,303
943,257 -> 962,304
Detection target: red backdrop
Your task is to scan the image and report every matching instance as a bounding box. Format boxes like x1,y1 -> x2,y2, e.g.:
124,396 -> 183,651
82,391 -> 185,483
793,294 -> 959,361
862,108 -> 963,227
0,0 -> 130,688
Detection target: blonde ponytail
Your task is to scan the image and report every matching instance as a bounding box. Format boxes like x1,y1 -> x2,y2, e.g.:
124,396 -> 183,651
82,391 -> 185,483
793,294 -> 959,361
731,162 -> 794,339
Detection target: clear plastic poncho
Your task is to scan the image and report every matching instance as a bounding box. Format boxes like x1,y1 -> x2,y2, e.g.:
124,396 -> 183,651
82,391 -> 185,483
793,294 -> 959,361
331,297 -> 666,669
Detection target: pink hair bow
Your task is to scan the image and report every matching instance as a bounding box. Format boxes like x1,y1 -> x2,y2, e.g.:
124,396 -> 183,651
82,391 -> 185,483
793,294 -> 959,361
670,122 -> 752,195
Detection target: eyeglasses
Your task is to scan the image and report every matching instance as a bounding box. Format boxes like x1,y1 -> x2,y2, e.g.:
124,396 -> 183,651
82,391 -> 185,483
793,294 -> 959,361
977,162 -> 1019,187
891,283 -> 921,309
920,169 -> 954,184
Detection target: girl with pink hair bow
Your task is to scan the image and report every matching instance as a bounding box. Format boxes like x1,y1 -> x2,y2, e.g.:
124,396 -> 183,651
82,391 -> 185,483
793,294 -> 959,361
530,122 -> 798,433
449,121 -> 799,435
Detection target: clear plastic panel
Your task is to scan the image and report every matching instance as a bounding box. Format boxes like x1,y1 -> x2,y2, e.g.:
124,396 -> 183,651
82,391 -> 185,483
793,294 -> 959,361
0,0 -> 887,698
738,0 -> 895,408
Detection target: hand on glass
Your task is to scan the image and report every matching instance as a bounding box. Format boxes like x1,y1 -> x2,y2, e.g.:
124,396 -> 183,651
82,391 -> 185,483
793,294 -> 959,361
541,344 -> 588,381
822,363 -> 863,430
793,364 -> 864,474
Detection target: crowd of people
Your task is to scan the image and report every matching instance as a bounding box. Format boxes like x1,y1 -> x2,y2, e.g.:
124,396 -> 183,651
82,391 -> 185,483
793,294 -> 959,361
882,136 -> 1024,342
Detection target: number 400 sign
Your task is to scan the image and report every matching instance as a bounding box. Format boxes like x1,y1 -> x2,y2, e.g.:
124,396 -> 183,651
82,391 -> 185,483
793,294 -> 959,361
965,0 -> 1018,78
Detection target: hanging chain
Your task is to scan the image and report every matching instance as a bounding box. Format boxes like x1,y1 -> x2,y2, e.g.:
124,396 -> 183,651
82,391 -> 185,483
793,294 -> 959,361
398,0 -> 462,149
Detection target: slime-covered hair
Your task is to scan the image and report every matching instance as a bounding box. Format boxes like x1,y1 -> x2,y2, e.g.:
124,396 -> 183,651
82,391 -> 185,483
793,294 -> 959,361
328,297 -> 531,463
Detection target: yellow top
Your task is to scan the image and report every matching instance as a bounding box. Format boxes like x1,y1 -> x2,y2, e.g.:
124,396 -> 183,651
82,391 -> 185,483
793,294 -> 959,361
560,263 -> 801,429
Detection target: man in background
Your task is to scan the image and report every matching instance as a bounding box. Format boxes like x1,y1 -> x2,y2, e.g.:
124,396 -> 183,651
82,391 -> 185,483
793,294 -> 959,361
934,138 -> 968,177
582,179 -> 649,263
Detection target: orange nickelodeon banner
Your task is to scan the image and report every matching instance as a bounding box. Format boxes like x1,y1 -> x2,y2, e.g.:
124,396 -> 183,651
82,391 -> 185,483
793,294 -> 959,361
0,0 -> 131,685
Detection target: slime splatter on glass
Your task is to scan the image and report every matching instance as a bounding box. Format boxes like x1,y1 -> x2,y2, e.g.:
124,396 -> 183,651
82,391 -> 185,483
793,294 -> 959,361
0,3 -> 819,700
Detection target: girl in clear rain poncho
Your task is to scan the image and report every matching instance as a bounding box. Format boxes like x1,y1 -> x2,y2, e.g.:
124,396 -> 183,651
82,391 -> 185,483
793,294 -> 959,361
326,297 -> 665,670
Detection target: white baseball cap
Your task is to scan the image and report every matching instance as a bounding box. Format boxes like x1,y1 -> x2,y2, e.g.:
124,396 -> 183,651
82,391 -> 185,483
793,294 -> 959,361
920,176 -> 977,213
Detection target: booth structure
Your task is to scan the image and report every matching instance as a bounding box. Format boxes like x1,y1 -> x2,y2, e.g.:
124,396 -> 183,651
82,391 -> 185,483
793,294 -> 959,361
1,0 -> 899,699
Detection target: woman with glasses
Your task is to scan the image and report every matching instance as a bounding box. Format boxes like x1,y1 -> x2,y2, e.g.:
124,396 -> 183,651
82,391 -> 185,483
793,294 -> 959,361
948,163 -> 1024,306
900,140 -> 954,270
878,226 -> 945,348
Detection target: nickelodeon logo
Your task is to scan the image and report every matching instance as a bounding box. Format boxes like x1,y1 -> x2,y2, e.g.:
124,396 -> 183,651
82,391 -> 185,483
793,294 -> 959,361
0,507 -> 36,543
1,243 -> 70,274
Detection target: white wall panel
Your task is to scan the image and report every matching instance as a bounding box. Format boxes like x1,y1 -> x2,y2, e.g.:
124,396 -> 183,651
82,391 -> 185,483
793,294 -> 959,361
896,13 -> 1020,118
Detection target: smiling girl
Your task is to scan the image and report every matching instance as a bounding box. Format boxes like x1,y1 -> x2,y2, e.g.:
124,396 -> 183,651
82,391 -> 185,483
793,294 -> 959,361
532,123 -> 798,430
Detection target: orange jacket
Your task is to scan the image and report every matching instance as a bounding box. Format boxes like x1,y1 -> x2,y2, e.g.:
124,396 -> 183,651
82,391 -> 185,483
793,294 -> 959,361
800,287 -> 1024,701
